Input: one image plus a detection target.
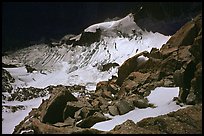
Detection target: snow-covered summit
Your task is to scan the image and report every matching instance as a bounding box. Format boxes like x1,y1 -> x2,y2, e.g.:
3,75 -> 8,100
84,13 -> 142,38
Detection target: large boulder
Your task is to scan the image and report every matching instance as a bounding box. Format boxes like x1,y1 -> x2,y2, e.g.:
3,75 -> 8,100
108,105 -> 119,116
41,86 -> 78,124
114,100 -> 134,115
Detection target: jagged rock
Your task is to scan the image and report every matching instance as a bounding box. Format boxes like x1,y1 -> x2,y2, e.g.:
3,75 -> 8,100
74,107 -> 98,122
108,105 -> 119,116
63,96 -> 102,120
117,72 -> 150,98
116,51 -> 150,86
63,101 -> 87,120
158,56 -> 182,78
137,57 -> 162,74
177,45 -> 192,62
115,100 -> 134,115
94,96 -> 110,113
76,112 -> 110,128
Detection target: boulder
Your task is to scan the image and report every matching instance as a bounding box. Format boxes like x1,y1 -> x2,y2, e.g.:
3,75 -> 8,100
108,105 -> 119,116
133,98 -> 149,109
74,107 -> 99,122
115,100 -> 134,115
63,101 -> 87,120
41,86 -> 78,124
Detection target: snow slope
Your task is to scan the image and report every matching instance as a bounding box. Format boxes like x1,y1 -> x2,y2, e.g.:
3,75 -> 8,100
92,87 -> 188,131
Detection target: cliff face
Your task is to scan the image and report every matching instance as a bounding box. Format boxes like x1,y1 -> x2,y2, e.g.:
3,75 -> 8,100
12,13 -> 202,134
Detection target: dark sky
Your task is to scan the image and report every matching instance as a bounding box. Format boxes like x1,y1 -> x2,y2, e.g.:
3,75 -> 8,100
2,2 -> 201,52
2,2 -> 141,52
